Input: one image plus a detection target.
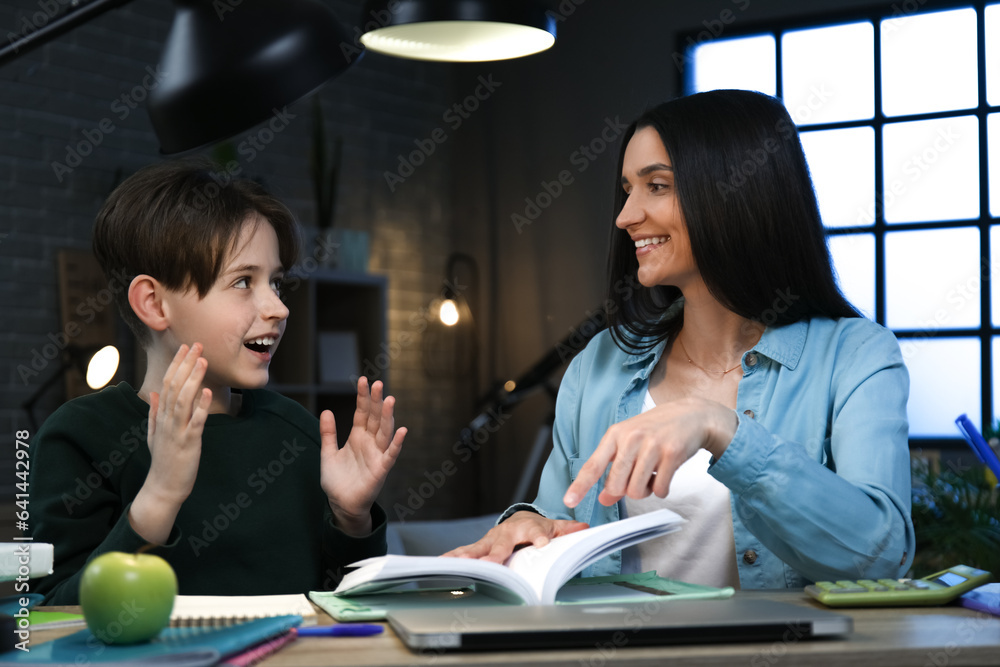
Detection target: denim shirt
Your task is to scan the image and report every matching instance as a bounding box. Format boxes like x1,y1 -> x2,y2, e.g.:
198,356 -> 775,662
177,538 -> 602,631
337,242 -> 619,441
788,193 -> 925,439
504,316 -> 914,589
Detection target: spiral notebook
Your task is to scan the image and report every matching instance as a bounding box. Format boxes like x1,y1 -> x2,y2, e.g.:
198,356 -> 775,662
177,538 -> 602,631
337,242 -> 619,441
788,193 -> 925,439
0,616 -> 300,667
170,594 -> 318,627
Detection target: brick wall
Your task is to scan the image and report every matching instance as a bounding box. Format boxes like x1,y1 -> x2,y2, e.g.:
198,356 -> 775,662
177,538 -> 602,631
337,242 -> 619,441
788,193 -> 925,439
0,0 -> 476,526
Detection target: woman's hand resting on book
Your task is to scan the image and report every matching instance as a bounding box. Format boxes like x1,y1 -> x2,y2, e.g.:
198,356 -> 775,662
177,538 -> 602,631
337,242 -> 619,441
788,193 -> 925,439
441,511 -> 589,564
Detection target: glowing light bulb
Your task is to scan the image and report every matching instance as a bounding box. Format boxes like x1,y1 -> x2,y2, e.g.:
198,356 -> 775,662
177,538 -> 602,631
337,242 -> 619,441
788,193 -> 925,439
439,299 -> 460,326
86,345 -> 119,389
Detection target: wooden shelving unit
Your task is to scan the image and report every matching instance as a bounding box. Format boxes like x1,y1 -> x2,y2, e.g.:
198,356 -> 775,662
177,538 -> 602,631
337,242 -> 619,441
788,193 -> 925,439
268,269 -> 388,437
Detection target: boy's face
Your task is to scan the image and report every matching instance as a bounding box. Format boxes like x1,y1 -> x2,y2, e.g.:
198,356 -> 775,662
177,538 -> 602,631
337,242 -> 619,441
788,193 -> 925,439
163,215 -> 289,392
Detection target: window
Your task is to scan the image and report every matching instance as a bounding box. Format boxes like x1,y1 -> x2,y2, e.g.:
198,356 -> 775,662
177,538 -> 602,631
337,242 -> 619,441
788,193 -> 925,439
681,2 -> 998,445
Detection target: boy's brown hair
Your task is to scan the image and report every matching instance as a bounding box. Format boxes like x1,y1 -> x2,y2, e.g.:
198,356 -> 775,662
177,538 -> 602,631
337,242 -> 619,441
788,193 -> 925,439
93,158 -> 300,348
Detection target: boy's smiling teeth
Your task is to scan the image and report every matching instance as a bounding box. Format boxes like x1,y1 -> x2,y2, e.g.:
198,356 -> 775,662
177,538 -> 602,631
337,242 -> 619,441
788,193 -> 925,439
244,336 -> 275,353
635,236 -> 669,248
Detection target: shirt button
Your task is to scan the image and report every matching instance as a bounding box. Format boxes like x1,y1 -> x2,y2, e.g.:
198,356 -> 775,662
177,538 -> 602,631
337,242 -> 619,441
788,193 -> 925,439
745,353 -> 758,367
743,409 -> 755,419
743,549 -> 758,564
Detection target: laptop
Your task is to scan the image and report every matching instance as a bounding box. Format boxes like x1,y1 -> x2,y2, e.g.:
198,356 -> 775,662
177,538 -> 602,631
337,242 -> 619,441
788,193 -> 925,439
387,598 -> 852,651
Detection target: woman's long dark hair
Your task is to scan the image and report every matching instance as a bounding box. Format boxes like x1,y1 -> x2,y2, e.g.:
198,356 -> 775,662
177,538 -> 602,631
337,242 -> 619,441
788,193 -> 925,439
607,89 -> 860,354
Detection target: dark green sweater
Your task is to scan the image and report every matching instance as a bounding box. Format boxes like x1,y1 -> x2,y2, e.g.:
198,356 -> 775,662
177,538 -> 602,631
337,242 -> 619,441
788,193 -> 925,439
29,382 -> 387,605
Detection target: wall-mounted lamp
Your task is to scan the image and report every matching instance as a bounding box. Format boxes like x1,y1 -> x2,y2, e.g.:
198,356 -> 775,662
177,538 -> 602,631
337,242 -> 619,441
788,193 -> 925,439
438,297 -> 461,326
425,252 -> 478,378
360,0 -> 556,62
22,345 -> 120,431
1,0 -> 358,154
20,249 -> 122,431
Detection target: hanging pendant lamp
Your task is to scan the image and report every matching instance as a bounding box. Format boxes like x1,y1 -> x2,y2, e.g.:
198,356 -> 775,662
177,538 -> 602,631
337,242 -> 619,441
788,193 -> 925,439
148,0 -> 358,155
359,0 -> 556,62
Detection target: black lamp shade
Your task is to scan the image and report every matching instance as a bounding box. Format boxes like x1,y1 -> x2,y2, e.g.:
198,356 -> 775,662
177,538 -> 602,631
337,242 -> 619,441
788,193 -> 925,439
148,0 -> 357,154
360,0 -> 556,62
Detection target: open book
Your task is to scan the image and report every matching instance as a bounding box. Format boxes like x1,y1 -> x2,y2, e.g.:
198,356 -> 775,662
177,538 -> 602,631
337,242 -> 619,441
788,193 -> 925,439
334,509 -> 686,606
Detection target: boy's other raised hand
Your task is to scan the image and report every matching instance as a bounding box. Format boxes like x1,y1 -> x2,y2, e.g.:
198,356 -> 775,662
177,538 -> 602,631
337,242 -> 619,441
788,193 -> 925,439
320,377 -> 406,536
130,343 -> 212,545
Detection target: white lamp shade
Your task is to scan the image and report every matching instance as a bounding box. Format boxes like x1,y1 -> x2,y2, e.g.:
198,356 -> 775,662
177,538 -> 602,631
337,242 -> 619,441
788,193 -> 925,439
362,20 -> 554,61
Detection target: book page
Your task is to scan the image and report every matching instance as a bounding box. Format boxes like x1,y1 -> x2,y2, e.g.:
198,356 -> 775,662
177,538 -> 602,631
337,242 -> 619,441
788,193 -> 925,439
335,555 -> 540,604
505,508 -> 685,604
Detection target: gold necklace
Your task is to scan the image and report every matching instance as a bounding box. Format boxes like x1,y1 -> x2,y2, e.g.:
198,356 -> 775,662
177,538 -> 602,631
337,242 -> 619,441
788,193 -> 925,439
676,335 -> 743,376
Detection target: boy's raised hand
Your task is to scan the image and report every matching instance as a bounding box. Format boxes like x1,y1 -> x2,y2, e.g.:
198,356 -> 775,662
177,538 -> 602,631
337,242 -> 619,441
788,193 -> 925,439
130,343 -> 212,545
320,377 -> 406,536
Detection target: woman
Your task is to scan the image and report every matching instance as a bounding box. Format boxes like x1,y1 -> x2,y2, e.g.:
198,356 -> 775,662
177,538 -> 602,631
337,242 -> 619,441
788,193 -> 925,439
448,89 -> 913,589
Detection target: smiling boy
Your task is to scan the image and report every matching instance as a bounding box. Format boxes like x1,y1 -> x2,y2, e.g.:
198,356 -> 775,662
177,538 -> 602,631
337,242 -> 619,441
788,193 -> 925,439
29,159 -> 406,604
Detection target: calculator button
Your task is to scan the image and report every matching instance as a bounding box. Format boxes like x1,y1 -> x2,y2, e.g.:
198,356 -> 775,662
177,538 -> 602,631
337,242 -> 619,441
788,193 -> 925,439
877,579 -> 910,590
814,581 -> 838,591
910,580 -> 932,589
858,580 -> 889,591
831,581 -> 868,593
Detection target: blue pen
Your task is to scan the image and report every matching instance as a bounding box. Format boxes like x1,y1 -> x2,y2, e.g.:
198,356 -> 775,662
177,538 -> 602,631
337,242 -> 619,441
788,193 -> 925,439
295,624 -> 384,637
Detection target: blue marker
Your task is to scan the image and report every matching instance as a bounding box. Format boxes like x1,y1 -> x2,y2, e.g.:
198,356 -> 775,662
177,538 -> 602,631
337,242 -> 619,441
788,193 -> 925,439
295,624 -> 384,637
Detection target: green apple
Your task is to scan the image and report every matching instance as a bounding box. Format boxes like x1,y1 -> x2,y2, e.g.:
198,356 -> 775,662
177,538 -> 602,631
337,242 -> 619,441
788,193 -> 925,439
79,551 -> 177,644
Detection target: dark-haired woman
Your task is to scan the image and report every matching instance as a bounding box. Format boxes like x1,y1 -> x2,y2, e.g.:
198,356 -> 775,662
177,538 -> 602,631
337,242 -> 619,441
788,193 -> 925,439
447,90 -> 913,589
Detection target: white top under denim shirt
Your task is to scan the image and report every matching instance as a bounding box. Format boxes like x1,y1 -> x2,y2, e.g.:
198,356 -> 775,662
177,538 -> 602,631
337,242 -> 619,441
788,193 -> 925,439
620,390 -> 740,589
501,315 -> 914,589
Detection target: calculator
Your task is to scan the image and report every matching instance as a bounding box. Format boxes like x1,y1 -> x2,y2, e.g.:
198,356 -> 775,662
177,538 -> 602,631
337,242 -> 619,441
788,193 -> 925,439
805,564 -> 993,607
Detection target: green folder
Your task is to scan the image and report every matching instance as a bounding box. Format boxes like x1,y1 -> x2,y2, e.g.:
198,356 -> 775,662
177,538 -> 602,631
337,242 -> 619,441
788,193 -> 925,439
26,612 -> 85,631
0,615 -> 300,667
311,571 -> 735,621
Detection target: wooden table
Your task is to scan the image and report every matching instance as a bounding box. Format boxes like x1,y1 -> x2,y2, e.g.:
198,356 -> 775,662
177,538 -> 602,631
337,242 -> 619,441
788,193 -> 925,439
31,591 -> 1000,666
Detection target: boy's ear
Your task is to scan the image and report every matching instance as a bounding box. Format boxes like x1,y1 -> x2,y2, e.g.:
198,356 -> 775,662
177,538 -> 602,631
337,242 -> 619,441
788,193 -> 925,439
128,275 -> 170,332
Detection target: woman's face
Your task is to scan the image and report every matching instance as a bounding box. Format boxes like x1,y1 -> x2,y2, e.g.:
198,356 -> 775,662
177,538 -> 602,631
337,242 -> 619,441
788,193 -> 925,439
616,126 -> 699,290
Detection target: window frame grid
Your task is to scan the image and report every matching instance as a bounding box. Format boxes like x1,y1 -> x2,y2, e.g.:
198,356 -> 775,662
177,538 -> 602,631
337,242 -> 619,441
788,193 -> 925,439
677,0 -> 996,449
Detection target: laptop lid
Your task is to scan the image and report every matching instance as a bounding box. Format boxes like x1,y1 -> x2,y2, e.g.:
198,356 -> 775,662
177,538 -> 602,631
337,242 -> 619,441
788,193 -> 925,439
387,598 -> 852,651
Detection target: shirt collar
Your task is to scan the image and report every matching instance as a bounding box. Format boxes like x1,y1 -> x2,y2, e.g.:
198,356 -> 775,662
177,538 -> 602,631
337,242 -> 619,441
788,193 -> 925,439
754,319 -> 808,370
622,339 -> 667,376
619,318 -> 809,372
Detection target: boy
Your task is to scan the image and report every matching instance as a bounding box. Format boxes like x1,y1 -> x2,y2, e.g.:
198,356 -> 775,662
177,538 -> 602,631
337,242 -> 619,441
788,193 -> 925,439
29,159 -> 406,604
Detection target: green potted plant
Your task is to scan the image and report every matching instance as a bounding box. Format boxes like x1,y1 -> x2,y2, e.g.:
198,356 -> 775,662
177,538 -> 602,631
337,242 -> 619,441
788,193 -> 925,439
911,444 -> 1000,577
310,96 -> 341,228
309,96 -> 370,273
